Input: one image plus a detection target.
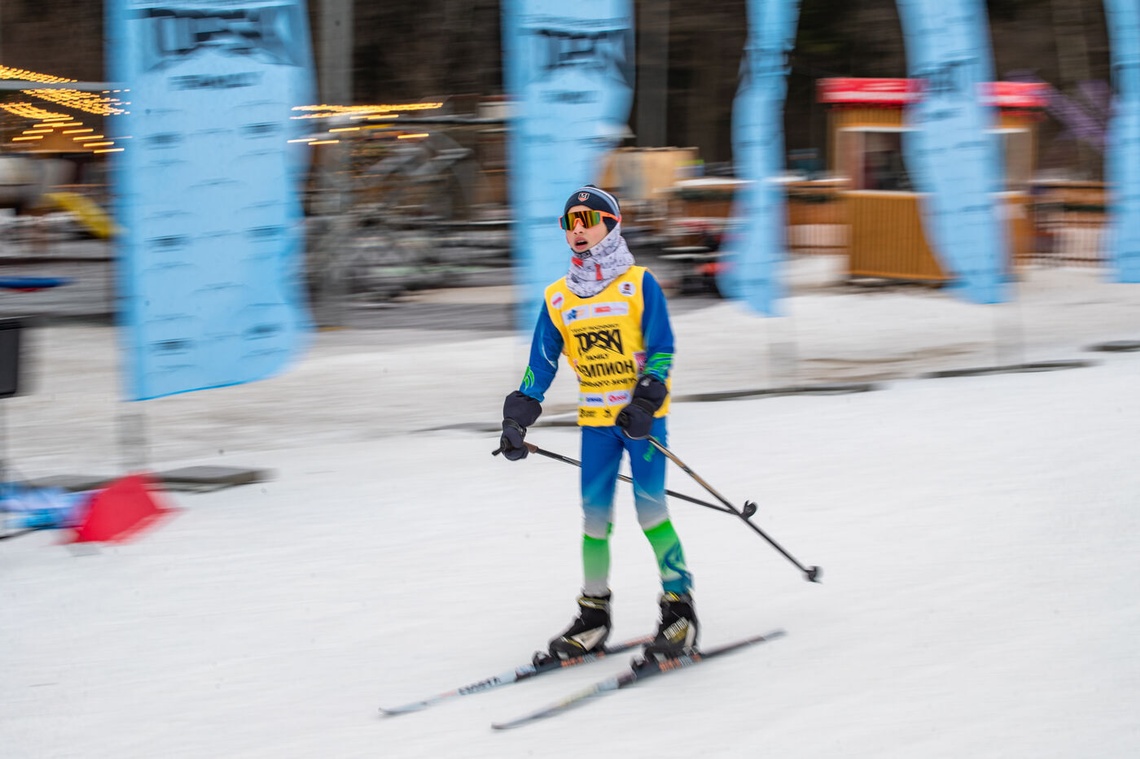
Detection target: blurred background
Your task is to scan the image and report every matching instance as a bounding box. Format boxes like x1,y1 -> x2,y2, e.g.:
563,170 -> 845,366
0,0 -> 1116,320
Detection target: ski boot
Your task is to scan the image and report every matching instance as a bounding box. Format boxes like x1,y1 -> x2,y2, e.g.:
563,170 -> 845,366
643,591 -> 699,660
547,592 -> 612,660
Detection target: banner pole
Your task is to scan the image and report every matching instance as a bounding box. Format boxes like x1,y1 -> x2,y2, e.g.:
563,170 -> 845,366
118,405 -> 149,474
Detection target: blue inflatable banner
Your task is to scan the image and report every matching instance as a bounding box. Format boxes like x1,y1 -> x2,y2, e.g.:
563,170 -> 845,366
1104,0 -> 1140,282
721,0 -> 800,315
107,1 -> 315,400
501,0 -> 635,331
895,0 -> 1007,303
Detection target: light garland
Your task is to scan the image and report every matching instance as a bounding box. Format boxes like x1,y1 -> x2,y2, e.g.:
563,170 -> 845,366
1,65 -> 124,151
2,68 -> 447,153
0,102 -> 70,121
290,102 -> 443,120
1,65 -> 127,116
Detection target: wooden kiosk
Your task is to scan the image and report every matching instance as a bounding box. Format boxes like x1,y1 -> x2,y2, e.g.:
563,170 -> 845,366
817,78 -> 1048,282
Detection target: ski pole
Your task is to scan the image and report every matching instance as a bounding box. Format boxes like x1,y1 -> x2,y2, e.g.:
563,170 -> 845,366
492,442 -> 734,515
647,437 -> 822,583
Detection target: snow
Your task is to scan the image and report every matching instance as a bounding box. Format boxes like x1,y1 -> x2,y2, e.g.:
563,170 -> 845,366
3,259 -> 1140,757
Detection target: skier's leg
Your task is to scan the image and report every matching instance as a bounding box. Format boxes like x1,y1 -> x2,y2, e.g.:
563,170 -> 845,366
548,426 -> 622,659
628,418 -> 700,657
627,418 -> 692,595
578,425 -> 623,596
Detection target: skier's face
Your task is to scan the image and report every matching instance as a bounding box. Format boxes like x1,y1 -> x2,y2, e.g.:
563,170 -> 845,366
564,205 -> 609,254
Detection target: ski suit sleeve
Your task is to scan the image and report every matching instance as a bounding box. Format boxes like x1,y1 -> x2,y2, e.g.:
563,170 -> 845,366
517,304 -> 564,403
639,270 -> 675,382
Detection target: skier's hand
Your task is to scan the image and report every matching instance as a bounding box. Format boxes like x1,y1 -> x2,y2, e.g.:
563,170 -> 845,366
616,376 -> 667,440
615,403 -> 654,440
499,391 -> 542,460
499,419 -> 529,460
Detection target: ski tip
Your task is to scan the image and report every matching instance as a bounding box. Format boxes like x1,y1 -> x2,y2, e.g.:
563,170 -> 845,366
492,711 -> 551,730
378,702 -> 428,716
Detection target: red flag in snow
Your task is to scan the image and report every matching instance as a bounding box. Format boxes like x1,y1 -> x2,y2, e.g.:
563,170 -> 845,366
68,474 -> 176,544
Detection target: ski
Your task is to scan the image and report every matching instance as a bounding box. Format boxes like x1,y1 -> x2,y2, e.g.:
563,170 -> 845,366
491,629 -> 786,730
379,634 -> 654,716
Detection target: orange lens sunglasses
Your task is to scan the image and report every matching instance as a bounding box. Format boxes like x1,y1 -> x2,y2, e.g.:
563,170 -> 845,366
558,210 -> 621,230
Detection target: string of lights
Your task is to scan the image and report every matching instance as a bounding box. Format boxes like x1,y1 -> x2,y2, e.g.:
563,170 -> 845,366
2,63 -> 444,153
285,101 -> 442,146
1,64 -> 127,152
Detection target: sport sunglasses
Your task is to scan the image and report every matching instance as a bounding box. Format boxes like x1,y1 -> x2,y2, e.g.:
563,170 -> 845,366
558,209 -> 621,230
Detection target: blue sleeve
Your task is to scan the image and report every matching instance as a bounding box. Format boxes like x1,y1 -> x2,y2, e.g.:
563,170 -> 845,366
640,270 -> 675,382
518,305 -> 563,403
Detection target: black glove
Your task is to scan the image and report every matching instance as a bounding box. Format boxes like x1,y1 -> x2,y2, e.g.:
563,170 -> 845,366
499,391 -> 542,461
500,419 -> 528,460
615,376 -> 667,440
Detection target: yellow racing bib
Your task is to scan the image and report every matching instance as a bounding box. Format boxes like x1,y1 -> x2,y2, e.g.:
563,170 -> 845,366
544,266 -> 671,426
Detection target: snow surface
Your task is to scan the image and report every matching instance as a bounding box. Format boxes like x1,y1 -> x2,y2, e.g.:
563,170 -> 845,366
3,260 -> 1140,757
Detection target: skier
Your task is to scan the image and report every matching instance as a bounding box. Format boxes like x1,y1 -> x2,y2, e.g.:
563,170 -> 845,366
498,185 -> 699,661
